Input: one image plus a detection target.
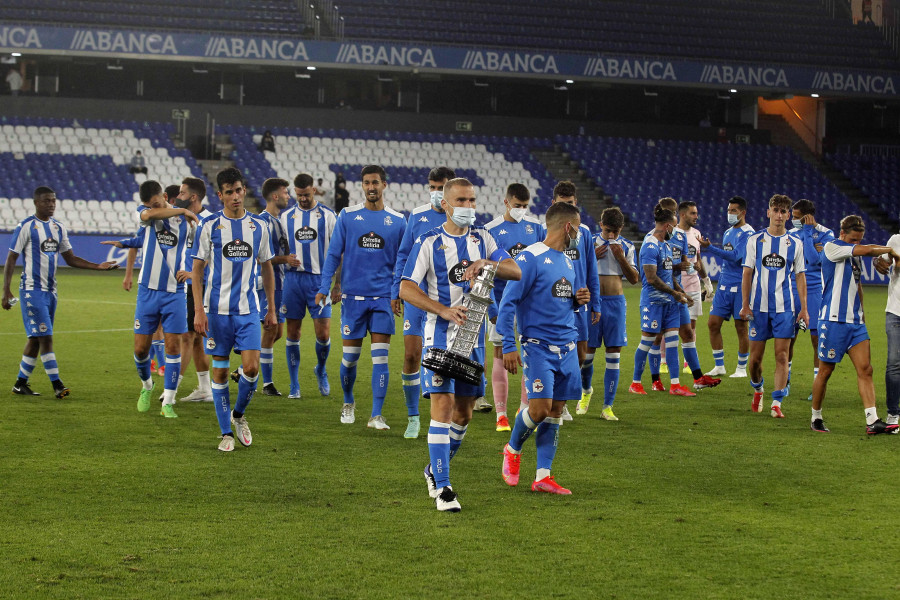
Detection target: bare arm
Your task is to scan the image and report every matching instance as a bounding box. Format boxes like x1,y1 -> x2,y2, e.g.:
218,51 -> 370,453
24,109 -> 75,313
60,250 -> 118,271
140,207 -> 199,226
123,247 -> 137,291
695,248 -> 708,278
795,271 -> 809,323
643,264 -> 678,297
2,251 -> 19,309
739,266 -> 753,320
192,258 -> 208,335
610,244 -> 639,284
400,279 -> 468,326
260,260 -> 277,329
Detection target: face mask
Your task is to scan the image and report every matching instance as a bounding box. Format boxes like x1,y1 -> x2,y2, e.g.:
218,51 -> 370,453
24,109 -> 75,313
727,214 -> 739,225
567,225 -> 580,250
429,191 -> 443,210
508,207 -> 528,223
792,219 -> 804,229
664,227 -> 672,241
450,206 -> 476,228
174,197 -> 192,209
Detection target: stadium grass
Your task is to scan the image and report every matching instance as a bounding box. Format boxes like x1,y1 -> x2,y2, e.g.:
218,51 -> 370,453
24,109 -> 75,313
2,270 -> 900,599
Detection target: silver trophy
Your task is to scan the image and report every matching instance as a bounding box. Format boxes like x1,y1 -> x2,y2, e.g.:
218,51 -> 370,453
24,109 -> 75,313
422,262 -> 497,385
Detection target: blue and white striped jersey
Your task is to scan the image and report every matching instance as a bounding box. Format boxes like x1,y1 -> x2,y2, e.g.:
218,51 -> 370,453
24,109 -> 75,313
668,228 -> 690,286
392,203 -> 446,299
125,207 -> 192,293
563,223 -> 602,314
8,216 -> 72,292
484,213 -> 545,301
594,234 -> 637,278
402,225 -> 509,351
193,211 -> 273,316
184,208 -> 213,286
639,231 -> 675,305
704,223 -> 755,288
318,203 -> 406,298
789,223 -> 834,291
497,242 -> 578,354
281,202 -> 337,276
743,230 -> 806,313
820,240 -> 864,324
256,210 -> 289,292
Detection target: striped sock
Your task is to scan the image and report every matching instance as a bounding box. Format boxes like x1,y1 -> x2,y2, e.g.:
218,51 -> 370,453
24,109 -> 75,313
649,344 -> 661,379
604,352 -> 620,407
449,422 -> 468,460
581,353 -> 594,392
682,341 -> 703,380
428,420 -> 452,489
285,339 -> 300,391
664,332 -> 680,386
260,346 -> 274,385
535,416 -> 562,480
508,407 -> 538,452
163,354 -> 181,406
315,338 -> 330,370
235,372 -> 258,415
340,346 -> 361,404
737,352 -> 749,370
371,343 -> 390,417
401,371 -> 420,417
18,355 -> 36,381
41,352 -> 60,383
633,335 -> 654,383
212,381 -> 231,435
713,348 -> 725,368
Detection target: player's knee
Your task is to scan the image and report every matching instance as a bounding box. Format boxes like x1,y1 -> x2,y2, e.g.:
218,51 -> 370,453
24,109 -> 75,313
242,365 -> 259,379
858,363 -> 874,379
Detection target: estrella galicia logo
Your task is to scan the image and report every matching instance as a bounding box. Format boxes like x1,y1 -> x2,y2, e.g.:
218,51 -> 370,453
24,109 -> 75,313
552,276 -> 573,298
358,232 -> 385,249
724,243 -> 734,251
40,238 -> 59,254
762,253 -> 786,269
155,228 -> 177,248
672,246 -> 682,261
223,239 -> 252,262
663,257 -> 673,270
449,260 -> 471,285
295,226 -> 317,243
564,247 -> 580,261
509,242 -> 527,258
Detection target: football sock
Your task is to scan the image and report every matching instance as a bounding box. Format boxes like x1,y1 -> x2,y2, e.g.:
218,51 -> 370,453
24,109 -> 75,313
632,335 -> 654,383
260,346 -> 274,385
134,353 -> 152,388
814,367 -> 819,379
152,339 -> 165,366
371,343 -> 390,417
212,381 -> 231,435
771,388 -> 785,408
285,338 -> 300,391
604,352 -> 620,407
737,352 -> 749,370
163,354 -> 181,406
427,420 -> 452,489
865,407 -> 878,426
751,377 -> 764,391
581,353 -> 594,392
811,408 -> 823,422
664,332 -> 680,386
649,344 -> 661,380
713,348 -> 725,368
315,338 -> 330,370
340,346 -> 361,404
235,372 -> 258,414
535,416 -> 561,480
18,355 -> 36,381
491,357 -> 509,416
196,370 -> 211,393
508,407 -> 538,453
401,371 -> 420,417
682,341 -> 703,380
40,352 -> 60,383
448,422 -> 468,460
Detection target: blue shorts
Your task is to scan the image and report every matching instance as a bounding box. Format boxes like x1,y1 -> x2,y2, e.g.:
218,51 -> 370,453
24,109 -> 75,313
283,271 -> 331,320
258,289 -> 285,323
817,321 -> 869,364
794,287 -> 822,332
402,301 -> 425,338
421,346 -> 486,398
521,339 -> 581,401
340,296 -> 395,339
711,286 -> 742,321
20,289 -> 56,338
639,302 -> 680,334
749,311 -> 796,341
589,295 -> 628,348
205,312 -> 261,356
678,302 -> 691,327
574,309 -> 589,342
133,285 -> 188,336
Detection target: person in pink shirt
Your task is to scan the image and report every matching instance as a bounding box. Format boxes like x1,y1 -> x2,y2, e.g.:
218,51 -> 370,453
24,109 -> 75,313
675,201 -> 714,373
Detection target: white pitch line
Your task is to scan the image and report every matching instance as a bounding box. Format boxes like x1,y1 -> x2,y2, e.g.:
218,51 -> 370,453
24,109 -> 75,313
65,299 -> 136,306
0,328 -> 133,336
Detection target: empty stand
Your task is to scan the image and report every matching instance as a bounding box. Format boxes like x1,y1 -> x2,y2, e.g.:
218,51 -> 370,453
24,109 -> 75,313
828,153 -> 900,223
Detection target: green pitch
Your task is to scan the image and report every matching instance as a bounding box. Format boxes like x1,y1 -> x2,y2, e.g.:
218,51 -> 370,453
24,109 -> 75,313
2,270 -> 899,599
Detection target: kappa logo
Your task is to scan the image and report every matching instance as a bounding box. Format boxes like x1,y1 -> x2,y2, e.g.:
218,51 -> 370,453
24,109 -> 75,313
517,254 -> 527,262
343,325 -> 351,335
643,307 -> 650,313
419,215 -> 429,223
206,337 -> 216,350
134,318 -> 141,329
533,378 -> 544,393
437,244 -> 449,251
827,348 -> 836,359
498,229 -> 508,235
216,224 -> 226,230
355,215 -> 364,221
433,374 -> 444,387
544,257 -> 553,264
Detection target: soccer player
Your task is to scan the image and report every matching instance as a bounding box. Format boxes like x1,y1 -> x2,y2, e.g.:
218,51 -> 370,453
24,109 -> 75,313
810,215 -> 899,434
675,201 -> 715,373
549,181 -> 601,420
400,177 -> 519,511
192,167 -> 277,452
485,183 -> 545,431
101,180 -> 198,418
315,165 -> 406,429
628,205 -> 695,397
699,196 -> 755,378
392,166 -> 455,438
2,186 -> 118,397
282,173 -> 338,400
873,233 -> 900,428
579,207 -> 638,419
788,199 -> 834,400
740,194 -> 809,418
231,177 -> 295,396
499,201 -> 595,496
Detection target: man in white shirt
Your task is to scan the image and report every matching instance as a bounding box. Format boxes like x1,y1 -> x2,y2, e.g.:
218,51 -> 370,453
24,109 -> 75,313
874,233 -> 900,428
6,68 -> 23,96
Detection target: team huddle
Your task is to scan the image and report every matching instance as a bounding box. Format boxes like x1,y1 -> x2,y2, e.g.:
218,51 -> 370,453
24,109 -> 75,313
4,166 -> 900,512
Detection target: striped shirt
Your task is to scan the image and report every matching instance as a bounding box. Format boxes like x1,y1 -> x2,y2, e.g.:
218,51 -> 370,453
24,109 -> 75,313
402,225 -> 509,351
256,210 -> 289,292
393,203 -> 449,299
789,223 -> 834,291
743,230 -> 806,313
127,208 -> 192,293
820,240 -> 864,324
8,215 -> 72,292
594,234 -> 636,278
184,208 -> 213,286
639,231 -> 675,305
193,211 -> 273,315
281,202 -> 337,276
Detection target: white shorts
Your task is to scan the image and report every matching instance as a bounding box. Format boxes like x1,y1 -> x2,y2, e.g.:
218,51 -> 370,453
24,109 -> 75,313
488,316 -> 518,345
688,291 -> 702,319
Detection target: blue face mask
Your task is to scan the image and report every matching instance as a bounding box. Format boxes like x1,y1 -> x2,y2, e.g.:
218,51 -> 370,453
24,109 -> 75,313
430,191 -> 443,210
727,214 -> 739,225
450,206 -> 476,228
792,219 -> 804,229
567,224 -> 581,250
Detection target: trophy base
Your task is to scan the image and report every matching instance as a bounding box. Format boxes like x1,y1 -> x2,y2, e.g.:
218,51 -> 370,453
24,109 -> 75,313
422,347 -> 484,386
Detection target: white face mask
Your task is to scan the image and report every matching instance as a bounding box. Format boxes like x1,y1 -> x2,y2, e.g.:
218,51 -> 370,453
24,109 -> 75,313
429,191 -> 443,210
508,207 -> 528,223
792,219 -> 804,229
727,214 -> 739,225
449,206 -> 476,228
